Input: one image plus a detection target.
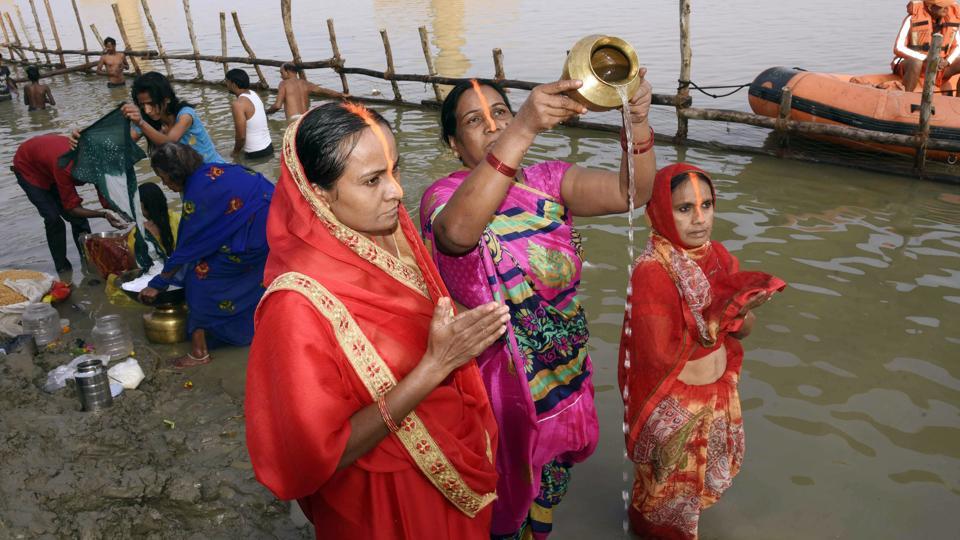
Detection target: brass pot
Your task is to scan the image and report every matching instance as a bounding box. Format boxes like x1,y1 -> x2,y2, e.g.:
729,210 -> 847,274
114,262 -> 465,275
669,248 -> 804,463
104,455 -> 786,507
142,303 -> 188,344
561,35 -> 642,111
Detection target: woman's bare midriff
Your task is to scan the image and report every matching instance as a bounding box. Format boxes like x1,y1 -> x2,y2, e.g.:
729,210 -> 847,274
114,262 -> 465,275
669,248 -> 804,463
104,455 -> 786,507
677,344 -> 727,386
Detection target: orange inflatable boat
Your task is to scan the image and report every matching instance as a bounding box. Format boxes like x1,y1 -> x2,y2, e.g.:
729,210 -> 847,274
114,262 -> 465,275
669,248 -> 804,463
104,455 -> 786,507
748,67 -> 960,162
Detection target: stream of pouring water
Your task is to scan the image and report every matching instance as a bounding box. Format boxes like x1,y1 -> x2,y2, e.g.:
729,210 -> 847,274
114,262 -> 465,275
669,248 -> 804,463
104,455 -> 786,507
617,85 -> 635,535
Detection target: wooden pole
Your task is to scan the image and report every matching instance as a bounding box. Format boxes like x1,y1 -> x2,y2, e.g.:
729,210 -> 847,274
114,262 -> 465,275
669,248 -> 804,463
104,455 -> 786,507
493,48 -> 505,81
181,0 -> 203,80
379,28 -> 401,101
0,14 -> 22,62
90,23 -> 103,50
776,86 -> 793,149
70,0 -> 90,64
11,59 -> 97,82
220,12 -> 229,78
14,7 -> 41,63
327,18 -> 349,93
4,13 -> 30,62
231,11 -> 267,89
280,0 -> 302,76
676,0 -> 693,143
26,1 -> 51,65
111,3 -> 141,75
418,26 -> 443,102
140,0 -> 172,78
914,33 -> 943,173
41,0 -> 64,67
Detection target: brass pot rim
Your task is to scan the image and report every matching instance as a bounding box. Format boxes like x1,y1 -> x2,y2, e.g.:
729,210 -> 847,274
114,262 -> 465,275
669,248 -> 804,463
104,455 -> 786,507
562,34 -> 642,111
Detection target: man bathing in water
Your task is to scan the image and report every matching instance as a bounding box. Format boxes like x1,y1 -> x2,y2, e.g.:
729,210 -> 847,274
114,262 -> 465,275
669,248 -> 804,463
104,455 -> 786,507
23,66 -> 54,111
96,37 -> 129,88
265,62 -> 345,121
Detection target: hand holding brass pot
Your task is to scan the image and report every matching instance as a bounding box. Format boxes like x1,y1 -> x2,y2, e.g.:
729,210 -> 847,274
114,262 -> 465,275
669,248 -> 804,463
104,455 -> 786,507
561,35 -> 643,111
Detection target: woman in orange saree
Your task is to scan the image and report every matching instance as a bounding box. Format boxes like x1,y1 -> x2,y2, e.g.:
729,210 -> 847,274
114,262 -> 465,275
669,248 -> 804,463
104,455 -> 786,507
244,102 -> 509,539
619,164 -> 786,539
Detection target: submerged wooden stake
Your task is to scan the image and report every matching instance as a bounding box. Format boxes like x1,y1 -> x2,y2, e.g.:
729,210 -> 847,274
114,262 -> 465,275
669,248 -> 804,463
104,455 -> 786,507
182,0 -> 203,80
280,0 -> 302,76
418,26 -> 442,102
41,0 -> 64,67
676,0 -> 692,143
493,48 -> 505,81
26,1 -> 51,65
220,12 -> 229,78
140,0 -> 172,78
777,86 -> 793,149
380,28 -> 401,101
231,11 -> 267,89
14,7 -> 41,63
70,0 -> 90,64
327,18 -> 349,93
915,33 -> 943,173
111,3 -> 141,76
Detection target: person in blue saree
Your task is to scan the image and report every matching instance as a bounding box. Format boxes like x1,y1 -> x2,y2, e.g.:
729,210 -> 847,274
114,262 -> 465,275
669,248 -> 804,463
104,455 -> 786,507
139,142 -> 273,368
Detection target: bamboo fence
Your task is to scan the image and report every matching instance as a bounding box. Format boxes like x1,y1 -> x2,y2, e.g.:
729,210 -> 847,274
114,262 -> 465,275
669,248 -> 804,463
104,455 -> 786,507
0,0 -> 957,182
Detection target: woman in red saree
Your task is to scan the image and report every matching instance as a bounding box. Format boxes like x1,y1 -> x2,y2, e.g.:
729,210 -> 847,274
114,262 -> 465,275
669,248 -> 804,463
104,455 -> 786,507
245,102 -> 509,539
619,164 -> 786,539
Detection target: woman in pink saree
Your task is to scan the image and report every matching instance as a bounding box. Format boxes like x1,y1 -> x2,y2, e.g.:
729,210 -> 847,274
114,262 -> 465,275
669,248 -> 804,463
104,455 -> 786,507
420,78 -> 657,538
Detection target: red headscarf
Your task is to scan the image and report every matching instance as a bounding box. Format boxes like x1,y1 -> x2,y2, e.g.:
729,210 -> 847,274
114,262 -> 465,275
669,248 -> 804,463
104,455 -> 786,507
245,111 -> 498,524
618,164 -> 785,458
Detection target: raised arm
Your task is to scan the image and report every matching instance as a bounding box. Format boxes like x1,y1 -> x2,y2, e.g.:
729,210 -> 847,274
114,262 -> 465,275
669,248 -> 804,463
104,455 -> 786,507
307,82 -> 346,99
122,103 -> 193,146
560,73 -> 656,216
432,80 -> 586,255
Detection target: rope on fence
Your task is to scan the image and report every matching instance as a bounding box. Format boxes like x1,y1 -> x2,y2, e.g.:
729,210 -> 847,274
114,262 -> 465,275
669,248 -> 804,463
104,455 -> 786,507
678,79 -> 752,99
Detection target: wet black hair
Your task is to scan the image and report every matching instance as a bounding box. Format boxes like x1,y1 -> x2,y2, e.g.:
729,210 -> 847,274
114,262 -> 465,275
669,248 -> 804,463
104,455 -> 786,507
138,182 -> 174,254
225,68 -> 250,89
104,37 -> 117,46
26,66 -> 39,83
439,79 -> 512,147
150,142 -> 204,188
295,101 -> 391,190
281,62 -> 303,74
131,72 -> 193,131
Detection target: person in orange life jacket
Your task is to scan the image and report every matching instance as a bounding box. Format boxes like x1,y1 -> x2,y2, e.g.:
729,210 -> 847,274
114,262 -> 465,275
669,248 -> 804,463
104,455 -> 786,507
893,0 -> 960,93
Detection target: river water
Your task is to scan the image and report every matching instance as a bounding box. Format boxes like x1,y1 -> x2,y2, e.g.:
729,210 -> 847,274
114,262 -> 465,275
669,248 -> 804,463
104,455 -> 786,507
0,1 -> 957,538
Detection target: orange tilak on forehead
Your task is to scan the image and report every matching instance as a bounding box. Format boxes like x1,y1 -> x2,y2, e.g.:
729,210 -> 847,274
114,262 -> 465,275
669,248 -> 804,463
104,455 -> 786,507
690,175 -> 706,220
341,102 -> 398,185
470,79 -> 498,132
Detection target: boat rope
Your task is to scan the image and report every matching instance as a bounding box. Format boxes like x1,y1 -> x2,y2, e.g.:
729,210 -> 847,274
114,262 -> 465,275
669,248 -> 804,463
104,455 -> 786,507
678,80 -> 752,99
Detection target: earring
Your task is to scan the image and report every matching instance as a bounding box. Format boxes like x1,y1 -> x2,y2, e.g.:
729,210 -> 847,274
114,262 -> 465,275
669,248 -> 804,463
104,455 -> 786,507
453,151 -> 461,159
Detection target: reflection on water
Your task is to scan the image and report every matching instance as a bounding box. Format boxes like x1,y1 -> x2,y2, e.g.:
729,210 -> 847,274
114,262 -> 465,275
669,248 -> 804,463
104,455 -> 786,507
0,1 -> 957,538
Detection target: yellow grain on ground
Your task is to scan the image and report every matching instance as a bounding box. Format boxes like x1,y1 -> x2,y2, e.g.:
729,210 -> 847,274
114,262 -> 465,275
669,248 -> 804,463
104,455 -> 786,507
0,270 -> 46,306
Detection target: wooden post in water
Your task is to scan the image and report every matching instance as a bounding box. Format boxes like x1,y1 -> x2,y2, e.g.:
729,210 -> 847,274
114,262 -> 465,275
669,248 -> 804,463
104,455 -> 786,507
327,19 -> 350,93
220,12 -> 229,79
182,0 -> 203,80
140,0 -> 172,78
89,23 -> 103,51
418,26 -> 443,102
777,86 -> 793,149
493,48 -> 505,81
380,28 -> 401,101
70,0 -> 90,64
280,0 -> 302,78
13,7 -> 41,63
0,14 -> 23,62
231,12 -> 267,89
915,33 -> 943,173
111,3 -> 141,76
26,1 -> 51,65
676,0 -> 692,143
4,12 -> 30,62
41,0 -> 65,67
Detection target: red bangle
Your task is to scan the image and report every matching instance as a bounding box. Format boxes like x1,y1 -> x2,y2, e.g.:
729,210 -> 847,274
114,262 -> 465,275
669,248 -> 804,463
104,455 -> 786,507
485,152 -> 518,178
377,394 -> 400,433
620,126 -> 656,155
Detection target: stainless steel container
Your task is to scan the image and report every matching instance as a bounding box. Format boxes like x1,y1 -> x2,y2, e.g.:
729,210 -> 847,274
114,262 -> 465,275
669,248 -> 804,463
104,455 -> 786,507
75,359 -> 113,412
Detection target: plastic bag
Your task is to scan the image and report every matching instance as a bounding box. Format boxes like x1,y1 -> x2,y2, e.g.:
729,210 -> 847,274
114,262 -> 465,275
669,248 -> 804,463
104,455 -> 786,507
0,269 -> 55,339
107,358 -> 145,390
43,354 -> 111,393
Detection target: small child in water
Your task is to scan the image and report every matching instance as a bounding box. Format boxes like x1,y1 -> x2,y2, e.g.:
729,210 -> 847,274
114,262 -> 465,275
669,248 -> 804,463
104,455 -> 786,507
24,66 -> 55,111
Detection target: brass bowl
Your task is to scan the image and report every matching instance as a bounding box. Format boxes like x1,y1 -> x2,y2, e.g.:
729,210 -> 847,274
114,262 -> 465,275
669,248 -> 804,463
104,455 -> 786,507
142,303 -> 188,344
561,35 -> 642,111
